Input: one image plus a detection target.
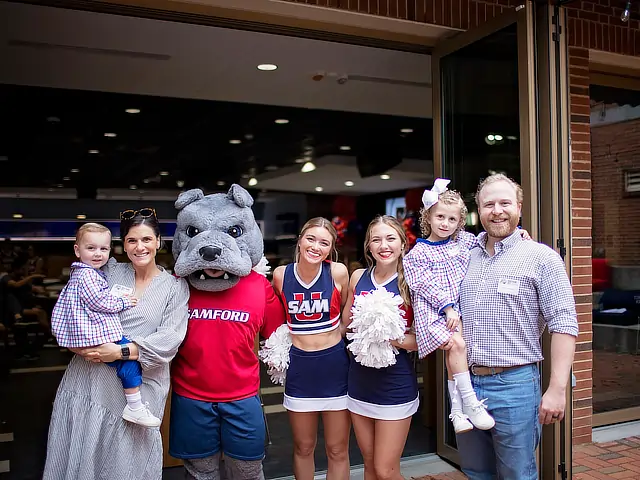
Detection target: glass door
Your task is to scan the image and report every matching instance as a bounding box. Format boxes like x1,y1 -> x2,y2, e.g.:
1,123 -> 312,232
431,3 -> 539,466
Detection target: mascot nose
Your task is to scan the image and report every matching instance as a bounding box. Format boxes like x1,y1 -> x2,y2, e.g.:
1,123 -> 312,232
199,246 -> 222,262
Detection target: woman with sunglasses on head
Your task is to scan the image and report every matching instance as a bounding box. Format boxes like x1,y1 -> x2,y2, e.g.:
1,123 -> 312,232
272,217 -> 351,480
343,215 -> 418,480
43,208 -> 190,480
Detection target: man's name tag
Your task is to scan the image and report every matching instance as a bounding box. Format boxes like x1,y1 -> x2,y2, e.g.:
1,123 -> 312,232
110,284 -> 133,298
497,278 -> 520,296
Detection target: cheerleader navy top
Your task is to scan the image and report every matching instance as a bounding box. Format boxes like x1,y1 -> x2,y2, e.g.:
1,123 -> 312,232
348,268 -> 419,414
281,262 -> 342,335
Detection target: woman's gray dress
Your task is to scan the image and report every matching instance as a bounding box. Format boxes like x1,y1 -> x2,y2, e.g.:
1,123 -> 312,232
43,260 -> 190,479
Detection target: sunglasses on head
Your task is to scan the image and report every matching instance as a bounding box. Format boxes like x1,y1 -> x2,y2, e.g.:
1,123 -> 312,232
119,208 -> 156,220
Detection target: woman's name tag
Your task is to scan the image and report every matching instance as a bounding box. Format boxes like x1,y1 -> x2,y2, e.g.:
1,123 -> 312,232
110,284 -> 133,298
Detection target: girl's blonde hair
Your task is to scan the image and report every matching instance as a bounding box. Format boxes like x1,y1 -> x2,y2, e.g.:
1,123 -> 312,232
294,217 -> 339,263
363,215 -> 411,306
75,223 -> 112,244
419,190 -> 468,241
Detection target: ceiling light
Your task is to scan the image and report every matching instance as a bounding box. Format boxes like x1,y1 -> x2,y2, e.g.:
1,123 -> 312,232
129,185 -> 137,190
143,178 -> 150,184
56,184 -> 64,188
125,108 -> 140,114
295,158 -> 305,164
63,177 -> 70,181
257,64 -> 278,71
216,180 -> 225,186
301,162 -> 316,173
88,149 -> 99,154
380,174 -> 391,180
12,213 -> 23,219
401,128 -> 413,133
507,135 -> 517,141
176,180 -> 185,188
104,132 -> 117,138
340,146 -> 351,151
248,177 -> 258,187
76,214 -> 87,220
487,134 -> 495,141
46,116 -> 60,123
265,165 -> 278,171
315,186 -> 324,192
345,181 -> 354,187
71,168 -> 80,173
275,119 -> 289,124
494,134 -> 503,141
159,171 -> 169,176
229,139 -> 242,144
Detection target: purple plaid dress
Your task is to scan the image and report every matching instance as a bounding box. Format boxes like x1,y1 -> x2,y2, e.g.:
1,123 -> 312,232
403,231 -> 477,358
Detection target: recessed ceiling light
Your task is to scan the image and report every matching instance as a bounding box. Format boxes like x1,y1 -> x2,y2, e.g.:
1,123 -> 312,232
143,178 -> 150,184
380,174 -> 391,180
241,173 -> 249,179
12,213 -> 23,219
401,128 -> 413,133
129,185 -> 137,190
315,186 -> 324,192
229,139 -> 242,144
275,119 -> 289,124
507,135 -> 518,140
71,168 -> 80,173
345,181 -> 354,187
494,134 -> 503,141
88,149 -> 99,154
56,184 -> 64,188
76,214 -> 86,220
295,158 -> 305,164
257,64 -> 278,71
63,177 -> 70,181
176,180 -> 185,188
248,177 -> 258,187
125,108 -> 140,114
217,180 -> 225,186
46,116 -> 60,123
159,171 -> 169,176
301,162 -> 316,173
265,165 -> 278,171
104,132 -> 117,138
340,146 -> 351,151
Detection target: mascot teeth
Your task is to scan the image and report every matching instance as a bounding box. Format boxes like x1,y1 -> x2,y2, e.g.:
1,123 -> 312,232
199,274 -> 206,280
223,273 -> 229,280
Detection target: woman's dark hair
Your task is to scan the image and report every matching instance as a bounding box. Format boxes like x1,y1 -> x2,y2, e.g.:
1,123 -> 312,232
120,214 -> 161,242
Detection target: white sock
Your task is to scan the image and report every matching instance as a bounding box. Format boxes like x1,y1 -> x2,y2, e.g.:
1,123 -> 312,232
453,371 -> 478,405
448,380 -> 463,413
125,391 -> 143,411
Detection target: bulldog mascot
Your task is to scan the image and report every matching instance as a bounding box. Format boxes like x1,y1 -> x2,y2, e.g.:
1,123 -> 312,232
168,185 -> 285,480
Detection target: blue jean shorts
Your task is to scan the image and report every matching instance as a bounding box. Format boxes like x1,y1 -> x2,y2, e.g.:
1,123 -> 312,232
169,392 -> 265,461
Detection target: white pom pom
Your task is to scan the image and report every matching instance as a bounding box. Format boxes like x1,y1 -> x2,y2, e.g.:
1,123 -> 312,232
258,324 -> 292,385
346,287 -> 406,369
253,256 -> 271,277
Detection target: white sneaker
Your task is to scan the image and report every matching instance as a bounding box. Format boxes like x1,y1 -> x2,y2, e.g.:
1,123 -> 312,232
122,402 -> 161,428
449,411 -> 473,434
463,398 -> 495,430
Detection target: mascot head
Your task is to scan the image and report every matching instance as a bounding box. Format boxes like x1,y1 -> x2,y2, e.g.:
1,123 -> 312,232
172,184 -> 264,292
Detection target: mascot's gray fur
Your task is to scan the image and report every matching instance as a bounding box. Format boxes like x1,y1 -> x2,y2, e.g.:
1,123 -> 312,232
171,184 -> 267,480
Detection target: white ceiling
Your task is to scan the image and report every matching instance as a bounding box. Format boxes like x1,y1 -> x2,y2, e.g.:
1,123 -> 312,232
0,1 -> 433,118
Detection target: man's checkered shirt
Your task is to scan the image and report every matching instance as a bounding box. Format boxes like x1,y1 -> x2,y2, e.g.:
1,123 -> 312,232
459,229 -> 578,368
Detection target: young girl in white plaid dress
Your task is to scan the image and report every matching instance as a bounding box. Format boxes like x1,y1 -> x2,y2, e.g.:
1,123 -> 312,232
403,179 -> 496,434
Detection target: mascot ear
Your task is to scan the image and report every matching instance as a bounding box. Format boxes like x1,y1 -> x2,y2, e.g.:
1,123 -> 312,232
227,184 -> 254,208
175,189 -> 205,210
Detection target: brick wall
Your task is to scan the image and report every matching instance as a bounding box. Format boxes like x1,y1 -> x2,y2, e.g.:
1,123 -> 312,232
591,118 -> 640,265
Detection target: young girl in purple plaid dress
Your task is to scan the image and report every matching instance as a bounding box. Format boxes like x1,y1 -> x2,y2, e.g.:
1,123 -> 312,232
51,223 -> 160,427
403,179 -> 496,434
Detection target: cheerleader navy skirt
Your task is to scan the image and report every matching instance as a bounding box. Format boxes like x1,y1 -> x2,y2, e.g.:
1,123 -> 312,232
283,339 -> 349,412
347,350 -> 419,420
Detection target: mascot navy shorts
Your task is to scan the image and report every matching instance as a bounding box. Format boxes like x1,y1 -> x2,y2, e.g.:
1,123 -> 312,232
283,339 -> 349,412
168,392 -> 265,461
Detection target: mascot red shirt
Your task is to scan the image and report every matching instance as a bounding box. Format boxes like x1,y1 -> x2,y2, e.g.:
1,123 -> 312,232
172,273 -> 283,402
169,185 -> 284,480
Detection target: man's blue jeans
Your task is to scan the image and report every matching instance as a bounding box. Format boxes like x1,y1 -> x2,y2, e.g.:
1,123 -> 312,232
455,364 -> 542,480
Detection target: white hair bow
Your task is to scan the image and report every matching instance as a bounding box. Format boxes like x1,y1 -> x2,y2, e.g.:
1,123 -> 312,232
422,178 -> 451,209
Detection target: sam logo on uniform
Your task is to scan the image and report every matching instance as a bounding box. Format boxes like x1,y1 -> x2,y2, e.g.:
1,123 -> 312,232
288,292 -> 329,321
188,308 -> 250,322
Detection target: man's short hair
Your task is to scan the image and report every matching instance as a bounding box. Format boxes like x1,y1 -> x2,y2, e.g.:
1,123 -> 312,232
475,173 -> 524,206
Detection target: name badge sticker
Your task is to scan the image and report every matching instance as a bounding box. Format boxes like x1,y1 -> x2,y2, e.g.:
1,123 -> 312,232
110,284 -> 134,298
497,278 -> 520,296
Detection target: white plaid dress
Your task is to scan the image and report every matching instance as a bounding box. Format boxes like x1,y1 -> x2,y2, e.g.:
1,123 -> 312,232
404,231 -> 477,358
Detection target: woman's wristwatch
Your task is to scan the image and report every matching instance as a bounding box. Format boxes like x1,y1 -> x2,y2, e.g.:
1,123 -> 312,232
121,345 -> 131,361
